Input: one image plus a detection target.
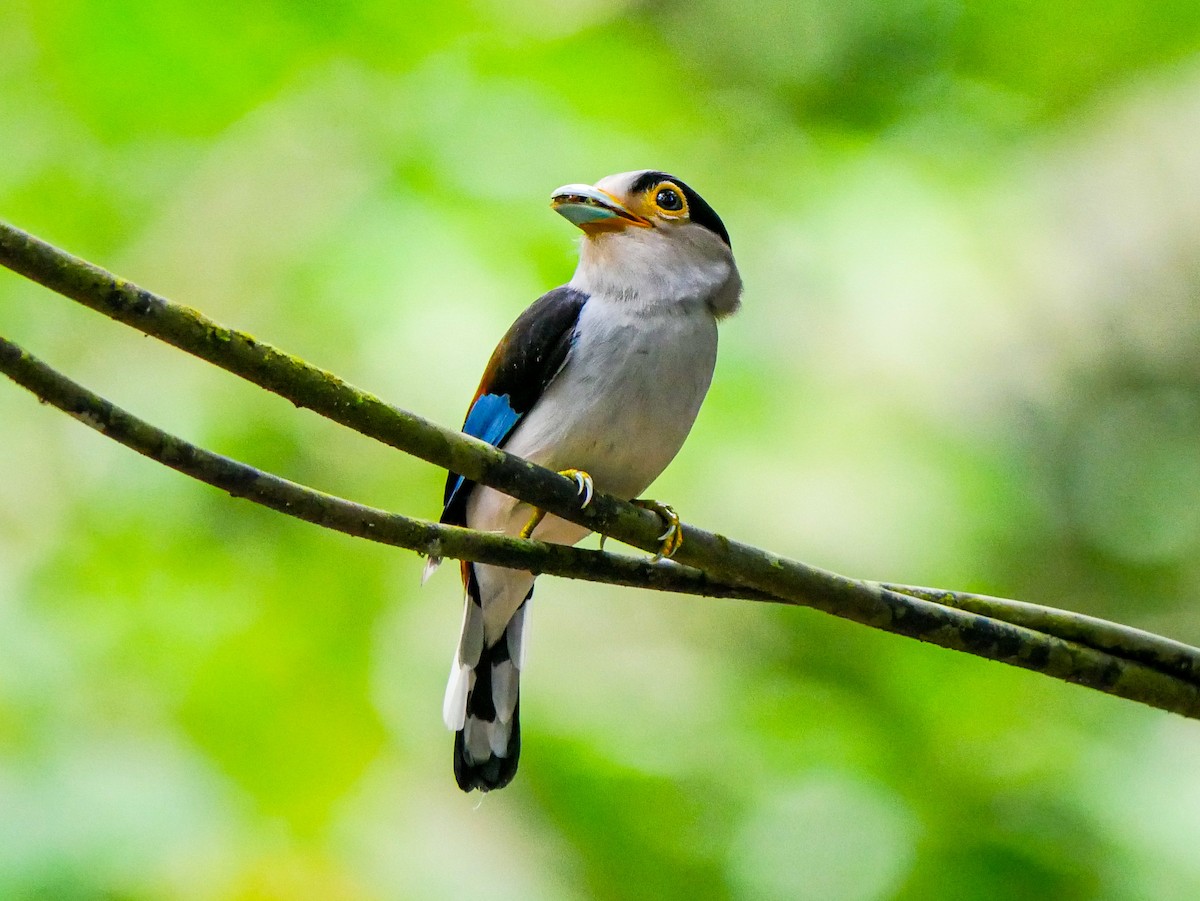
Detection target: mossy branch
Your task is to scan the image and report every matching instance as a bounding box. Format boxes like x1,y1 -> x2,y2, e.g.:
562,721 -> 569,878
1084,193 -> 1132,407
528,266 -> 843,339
0,332 -> 763,601
4,219 -> 1200,719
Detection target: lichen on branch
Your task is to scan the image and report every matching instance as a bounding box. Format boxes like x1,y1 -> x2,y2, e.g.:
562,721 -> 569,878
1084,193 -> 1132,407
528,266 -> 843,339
4,218 -> 1200,720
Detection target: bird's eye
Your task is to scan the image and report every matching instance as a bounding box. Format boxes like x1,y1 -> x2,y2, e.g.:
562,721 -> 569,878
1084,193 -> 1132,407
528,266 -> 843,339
655,187 -> 683,211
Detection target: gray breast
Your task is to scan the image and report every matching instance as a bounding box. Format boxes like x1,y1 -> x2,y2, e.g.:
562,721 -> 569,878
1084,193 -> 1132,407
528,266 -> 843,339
502,296 -> 719,500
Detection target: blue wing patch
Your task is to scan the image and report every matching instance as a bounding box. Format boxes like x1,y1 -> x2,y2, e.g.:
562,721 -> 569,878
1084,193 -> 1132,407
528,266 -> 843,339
463,393 -> 521,447
439,286 -> 588,528
443,393 -> 522,513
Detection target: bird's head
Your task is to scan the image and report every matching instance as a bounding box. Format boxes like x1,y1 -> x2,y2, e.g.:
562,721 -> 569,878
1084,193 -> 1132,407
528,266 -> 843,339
551,170 -> 741,317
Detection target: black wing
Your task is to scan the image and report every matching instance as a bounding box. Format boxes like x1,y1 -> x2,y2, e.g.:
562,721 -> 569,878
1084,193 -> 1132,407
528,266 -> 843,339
439,286 -> 589,526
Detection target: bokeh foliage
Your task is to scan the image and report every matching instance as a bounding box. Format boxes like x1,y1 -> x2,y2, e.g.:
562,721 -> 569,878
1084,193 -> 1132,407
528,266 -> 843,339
4,1 -> 1200,898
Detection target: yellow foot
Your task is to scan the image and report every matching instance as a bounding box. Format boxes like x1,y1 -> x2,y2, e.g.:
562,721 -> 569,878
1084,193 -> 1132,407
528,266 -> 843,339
560,468 -> 595,507
519,469 -> 595,539
632,499 -> 683,559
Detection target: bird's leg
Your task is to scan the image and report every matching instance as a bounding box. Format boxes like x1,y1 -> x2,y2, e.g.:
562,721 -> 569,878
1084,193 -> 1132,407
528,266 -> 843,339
519,469 -> 594,539
631,499 -> 683,559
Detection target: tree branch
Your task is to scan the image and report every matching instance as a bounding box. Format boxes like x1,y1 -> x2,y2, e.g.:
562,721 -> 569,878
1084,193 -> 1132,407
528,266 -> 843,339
0,332 -> 759,601
9,326 -> 1196,690
884,583 -> 1200,685
4,219 -> 1200,719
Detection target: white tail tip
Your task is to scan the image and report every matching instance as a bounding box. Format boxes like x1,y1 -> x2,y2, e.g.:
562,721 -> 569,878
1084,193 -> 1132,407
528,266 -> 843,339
443,660 -> 472,731
421,556 -> 442,586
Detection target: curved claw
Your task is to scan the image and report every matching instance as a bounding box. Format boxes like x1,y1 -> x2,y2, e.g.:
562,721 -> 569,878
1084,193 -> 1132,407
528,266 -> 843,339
631,499 -> 683,559
561,468 -> 595,508
520,468 -> 595,539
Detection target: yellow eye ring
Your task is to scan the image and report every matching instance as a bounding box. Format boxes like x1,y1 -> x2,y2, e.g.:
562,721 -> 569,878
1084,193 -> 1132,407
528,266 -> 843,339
650,182 -> 688,218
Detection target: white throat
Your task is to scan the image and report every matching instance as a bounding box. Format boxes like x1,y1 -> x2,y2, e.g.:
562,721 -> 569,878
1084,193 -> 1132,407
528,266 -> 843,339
568,227 -> 742,317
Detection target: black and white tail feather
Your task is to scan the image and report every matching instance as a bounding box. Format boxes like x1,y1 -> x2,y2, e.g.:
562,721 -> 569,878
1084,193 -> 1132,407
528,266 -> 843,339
443,562 -> 529,792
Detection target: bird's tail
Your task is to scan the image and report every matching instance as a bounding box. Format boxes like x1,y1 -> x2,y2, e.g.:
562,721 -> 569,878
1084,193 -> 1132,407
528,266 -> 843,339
443,563 -> 529,792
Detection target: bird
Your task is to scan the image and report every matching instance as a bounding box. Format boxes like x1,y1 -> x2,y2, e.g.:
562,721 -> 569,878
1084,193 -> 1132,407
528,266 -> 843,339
428,170 -> 742,792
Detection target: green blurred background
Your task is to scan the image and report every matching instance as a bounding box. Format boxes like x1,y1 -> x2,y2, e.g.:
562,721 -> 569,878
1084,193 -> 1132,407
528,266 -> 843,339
4,1 -> 1200,898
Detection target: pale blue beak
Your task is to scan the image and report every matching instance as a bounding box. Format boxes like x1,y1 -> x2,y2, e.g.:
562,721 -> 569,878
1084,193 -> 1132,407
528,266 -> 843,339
550,184 -> 650,233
